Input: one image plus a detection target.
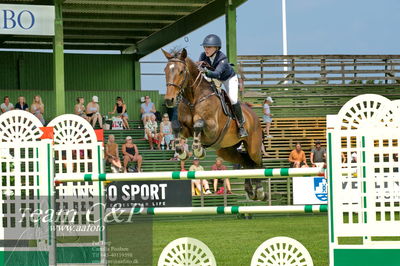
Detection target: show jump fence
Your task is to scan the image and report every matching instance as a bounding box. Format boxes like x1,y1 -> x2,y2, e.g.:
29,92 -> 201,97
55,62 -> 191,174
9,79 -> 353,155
1,93 -> 399,266
54,167 -> 324,183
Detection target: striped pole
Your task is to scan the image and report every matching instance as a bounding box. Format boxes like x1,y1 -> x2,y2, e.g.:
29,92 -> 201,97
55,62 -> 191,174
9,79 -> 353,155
108,205 -> 328,216
54,167 -> 325,183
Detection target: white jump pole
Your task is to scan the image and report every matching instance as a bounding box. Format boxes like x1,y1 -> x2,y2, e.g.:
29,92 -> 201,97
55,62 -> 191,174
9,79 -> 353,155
55,167 -> 325,183
109,205 -> 328,216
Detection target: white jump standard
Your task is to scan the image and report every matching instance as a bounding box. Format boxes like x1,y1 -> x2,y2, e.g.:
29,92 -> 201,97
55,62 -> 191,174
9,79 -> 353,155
54,167 -> 325,183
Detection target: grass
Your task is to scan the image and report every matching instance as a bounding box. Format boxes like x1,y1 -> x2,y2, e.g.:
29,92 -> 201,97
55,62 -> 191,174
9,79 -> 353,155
106,213 -> 328,266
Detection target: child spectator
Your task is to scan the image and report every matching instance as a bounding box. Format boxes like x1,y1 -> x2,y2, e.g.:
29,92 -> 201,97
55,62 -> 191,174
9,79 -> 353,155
289,142 -> 308,168
1,96 -> 14,113
74,97 -> 88,121
189,158 -> 212,195
30,95 -> 45,125
211,157 -> 232,194
122,136 -> 143,173
263,96 -> 273,138
105,134 -> 123,173
145,114 -> 161,150
171,138 -> 193,170
140,95 -> 156,124
109,97 -> 130,129
160,113 -> 174,150
15,96 -> 28,111
86,96 -> 102,128
310,140 -> 326,168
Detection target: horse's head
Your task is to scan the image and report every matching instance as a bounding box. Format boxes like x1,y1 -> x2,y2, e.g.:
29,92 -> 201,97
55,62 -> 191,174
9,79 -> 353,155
162,48 -> 189,108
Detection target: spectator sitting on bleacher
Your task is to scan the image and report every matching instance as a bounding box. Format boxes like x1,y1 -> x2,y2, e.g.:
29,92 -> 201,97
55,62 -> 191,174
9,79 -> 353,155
145,114 -> 161,150
105,134 -> 123,173
30,95 -> 45,125
122,136 -> 143,173
263,96 -> 273,138
289,142 -> 308,168
15,96 -> 28,111
160,113 -> 174,150
109,97 -> 130,130
310,140 -> 326,168
171,138 -> 193,170
140,95 -> 156,124
86,96 -> 103,128
1,96 -> 14,113
189,158 -> 212,195
74,97 -> 88,121
211,157 -> 232,194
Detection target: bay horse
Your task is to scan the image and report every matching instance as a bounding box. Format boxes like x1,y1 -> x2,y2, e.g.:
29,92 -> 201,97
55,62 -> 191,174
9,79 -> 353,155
162,48 -> 266,200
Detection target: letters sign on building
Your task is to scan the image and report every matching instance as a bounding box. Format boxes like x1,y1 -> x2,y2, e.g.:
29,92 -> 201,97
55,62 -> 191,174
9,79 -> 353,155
0,4 -> 54,36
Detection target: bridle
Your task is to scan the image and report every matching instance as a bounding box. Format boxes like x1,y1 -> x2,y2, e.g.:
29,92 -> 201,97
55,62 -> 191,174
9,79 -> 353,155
166,59 -> 189,92
166,58 -> 211,109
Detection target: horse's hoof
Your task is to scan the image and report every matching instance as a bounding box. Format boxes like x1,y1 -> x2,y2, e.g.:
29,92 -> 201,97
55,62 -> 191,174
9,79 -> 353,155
193,148 -> 205,159
246,190 -> 257,200
177,151 -> 188,160
256,187 -> 268,201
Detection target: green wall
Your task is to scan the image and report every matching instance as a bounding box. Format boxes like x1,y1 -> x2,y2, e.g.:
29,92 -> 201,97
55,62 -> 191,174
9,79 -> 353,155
0,52 -> 134,91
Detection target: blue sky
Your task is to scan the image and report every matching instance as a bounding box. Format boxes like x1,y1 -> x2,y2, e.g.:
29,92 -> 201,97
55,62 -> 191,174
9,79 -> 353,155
142,0 -> 400,92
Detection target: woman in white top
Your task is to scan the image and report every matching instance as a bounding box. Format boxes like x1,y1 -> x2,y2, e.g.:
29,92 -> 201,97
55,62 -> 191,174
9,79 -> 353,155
263,97 -> 273,138
140,96 -> 156,124
30,95 -> 45,125
86,96 -> 102,128
159,113 -> 174,150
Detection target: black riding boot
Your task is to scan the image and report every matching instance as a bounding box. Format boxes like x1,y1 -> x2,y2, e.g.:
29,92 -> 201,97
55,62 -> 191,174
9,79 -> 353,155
232,102 -> 248,138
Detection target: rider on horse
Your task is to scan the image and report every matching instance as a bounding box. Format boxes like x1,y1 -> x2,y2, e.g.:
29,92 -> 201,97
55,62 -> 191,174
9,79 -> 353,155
198,34 -> 248,138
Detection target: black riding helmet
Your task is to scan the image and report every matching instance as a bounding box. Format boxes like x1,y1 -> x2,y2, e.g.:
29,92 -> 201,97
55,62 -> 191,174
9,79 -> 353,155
201,34 -> 222,48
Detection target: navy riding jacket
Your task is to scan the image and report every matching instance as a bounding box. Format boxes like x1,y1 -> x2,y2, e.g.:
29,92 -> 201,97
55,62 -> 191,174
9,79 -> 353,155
199,50 -> 235,81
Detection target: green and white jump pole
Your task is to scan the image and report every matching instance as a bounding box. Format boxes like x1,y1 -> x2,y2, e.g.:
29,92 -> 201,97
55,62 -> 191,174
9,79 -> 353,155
54,167 -> 325,183
112,205 -> 328,216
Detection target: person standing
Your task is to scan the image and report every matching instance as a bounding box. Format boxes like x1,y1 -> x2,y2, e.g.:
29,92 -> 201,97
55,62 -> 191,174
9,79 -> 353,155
263,97 -> 273,138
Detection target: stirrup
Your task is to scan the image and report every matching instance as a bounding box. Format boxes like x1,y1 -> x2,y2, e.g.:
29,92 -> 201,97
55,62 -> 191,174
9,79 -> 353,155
239,127 -> 248,138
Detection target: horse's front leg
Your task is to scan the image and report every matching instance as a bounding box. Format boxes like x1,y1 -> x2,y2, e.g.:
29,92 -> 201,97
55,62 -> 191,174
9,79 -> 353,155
192,119 -> 206,159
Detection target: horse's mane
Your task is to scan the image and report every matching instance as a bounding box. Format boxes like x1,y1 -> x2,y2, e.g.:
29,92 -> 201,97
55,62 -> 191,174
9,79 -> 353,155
169,48 -> 183,58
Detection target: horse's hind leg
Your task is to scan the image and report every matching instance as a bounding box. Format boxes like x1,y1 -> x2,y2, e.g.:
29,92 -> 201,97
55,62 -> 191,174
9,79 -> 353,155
243,139 -> 268,201
216,146 -> 257,200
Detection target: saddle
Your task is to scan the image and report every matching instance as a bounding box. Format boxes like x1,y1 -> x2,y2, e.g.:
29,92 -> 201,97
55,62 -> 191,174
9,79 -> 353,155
211,82 -> 235,119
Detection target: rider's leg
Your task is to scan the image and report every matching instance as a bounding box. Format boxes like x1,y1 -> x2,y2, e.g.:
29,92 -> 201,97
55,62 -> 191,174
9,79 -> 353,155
223,75 -> 248,138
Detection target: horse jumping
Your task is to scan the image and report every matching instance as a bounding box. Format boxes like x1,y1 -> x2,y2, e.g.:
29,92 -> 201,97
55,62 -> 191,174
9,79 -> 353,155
162,48 -> 266,200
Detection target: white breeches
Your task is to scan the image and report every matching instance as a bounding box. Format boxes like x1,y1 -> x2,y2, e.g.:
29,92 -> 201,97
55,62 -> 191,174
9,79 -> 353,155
222,75 -> 239,104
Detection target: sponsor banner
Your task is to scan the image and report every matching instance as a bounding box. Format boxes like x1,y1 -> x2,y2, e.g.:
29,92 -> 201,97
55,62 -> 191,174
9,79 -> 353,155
106,180 -> 192,208
293,176 -> 328,205
0,4 -> 55,36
